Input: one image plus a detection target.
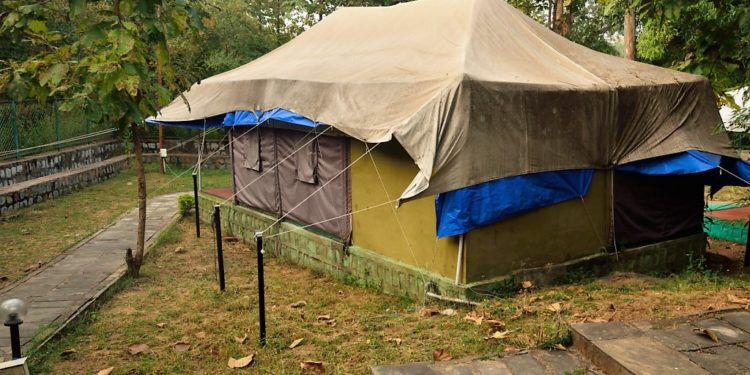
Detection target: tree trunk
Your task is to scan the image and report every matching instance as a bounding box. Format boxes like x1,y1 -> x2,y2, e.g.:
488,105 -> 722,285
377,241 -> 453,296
552,0 -> 566,35
127,123 -> 147,277
624,9 -> 636,60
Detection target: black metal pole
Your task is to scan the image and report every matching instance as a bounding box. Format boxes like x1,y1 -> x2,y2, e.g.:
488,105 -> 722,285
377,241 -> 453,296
256,232 -> 266,346
6,321 -> 21,359
745,221 -> 750,267
213,205 -> 225,291
193,173 -> 200,238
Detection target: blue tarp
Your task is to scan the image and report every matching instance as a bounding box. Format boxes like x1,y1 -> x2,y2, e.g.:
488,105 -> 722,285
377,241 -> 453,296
435,169 -> 594,238
615,149 -> 750,190
146,108 -> 319,129
616,150 -> 721,175
223,109 -> 318,127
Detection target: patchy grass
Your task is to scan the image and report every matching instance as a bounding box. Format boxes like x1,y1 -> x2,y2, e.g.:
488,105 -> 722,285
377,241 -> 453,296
28,219 -> 750,374
709,185 -> 750,203
0,163 -> 230,287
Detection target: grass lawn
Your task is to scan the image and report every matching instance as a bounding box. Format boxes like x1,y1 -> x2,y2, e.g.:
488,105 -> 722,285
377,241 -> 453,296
0,162 -> 230,287
27,217 -> 750,374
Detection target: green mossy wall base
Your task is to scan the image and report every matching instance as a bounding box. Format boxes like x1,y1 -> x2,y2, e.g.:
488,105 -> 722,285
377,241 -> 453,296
199,193 -> 707,302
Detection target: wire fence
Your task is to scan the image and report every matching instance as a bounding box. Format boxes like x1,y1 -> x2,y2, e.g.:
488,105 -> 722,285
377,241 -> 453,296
0,100 -> 118,160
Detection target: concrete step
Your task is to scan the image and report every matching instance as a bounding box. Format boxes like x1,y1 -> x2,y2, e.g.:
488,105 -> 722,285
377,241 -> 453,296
0,155 -> 129,215
371,349 -> 602,374
570,310 -> 750,374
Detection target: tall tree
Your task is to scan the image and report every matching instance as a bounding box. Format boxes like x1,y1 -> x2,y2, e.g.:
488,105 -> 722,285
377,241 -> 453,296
0,0 -> 206,277
635,0 -> 750,98
623,7 -> 635,59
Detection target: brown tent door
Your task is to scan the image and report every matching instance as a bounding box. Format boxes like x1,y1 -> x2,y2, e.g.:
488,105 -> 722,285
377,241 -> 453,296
613,171 -> 705,247
231,126 -> 351,238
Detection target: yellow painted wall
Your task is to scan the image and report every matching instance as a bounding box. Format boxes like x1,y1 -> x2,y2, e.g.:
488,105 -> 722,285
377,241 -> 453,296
350,141 -> 459,279
351,140 -> 611,284
464,171 -> 610,283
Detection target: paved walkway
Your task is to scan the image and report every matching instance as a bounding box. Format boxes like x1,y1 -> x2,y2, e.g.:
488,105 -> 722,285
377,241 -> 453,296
372,348 -> 600,374
0,193 -> 181,360
374,309 -> 750,374
571,309 -> 750,374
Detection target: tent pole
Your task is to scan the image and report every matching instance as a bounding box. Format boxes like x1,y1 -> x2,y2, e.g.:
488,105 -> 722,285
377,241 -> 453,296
455,234 -> 464,285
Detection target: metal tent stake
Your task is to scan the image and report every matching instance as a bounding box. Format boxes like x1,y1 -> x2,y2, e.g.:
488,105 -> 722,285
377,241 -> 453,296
213,205 -> 225,292
256,232 -> 267,346
193,173 -> 201,238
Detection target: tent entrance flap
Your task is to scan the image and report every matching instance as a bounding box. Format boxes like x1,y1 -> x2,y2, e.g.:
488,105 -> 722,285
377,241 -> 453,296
435,169 -> 594,238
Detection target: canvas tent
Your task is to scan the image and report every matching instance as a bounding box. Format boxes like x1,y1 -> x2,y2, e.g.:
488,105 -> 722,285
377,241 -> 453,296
150,0 -> 750,297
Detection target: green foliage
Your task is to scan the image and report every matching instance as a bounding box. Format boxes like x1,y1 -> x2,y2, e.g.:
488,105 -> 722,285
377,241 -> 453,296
0,0 -> 208,130
507,0 -> 622,55
177,194 -> 195,218
635,0 -> 750,96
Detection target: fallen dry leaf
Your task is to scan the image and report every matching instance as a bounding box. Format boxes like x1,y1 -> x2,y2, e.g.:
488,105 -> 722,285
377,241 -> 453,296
228,354 -> 255,368
316,314 -> 332,321
289,338 -> 304,349
727,293 -> 750,305
156,323 -> 166,329
489,330 -> 511,340
464,310 -> 488,325
503,346 -> 520,353
223,236 -> 239,243
234,334 -> 248,344
547,302 -> 562,313
300,361 -> 325,374
195,331 -> 207,339
387,338 -> 403,346
521,280 -> 533,289
23,262 -> 43,273
174,246 -> 185,254
60,348 -> 77,358
127,343 -> 150,356
433,349 -> 453,361
440,308 -> 457,316
96,367 -> 114,375
694,328 -> 720,343
553,344 -> 567,351
485,319 -> 506,329
290,300 -> 307,308
174,340 -> 191,352
419,308 -> 439,317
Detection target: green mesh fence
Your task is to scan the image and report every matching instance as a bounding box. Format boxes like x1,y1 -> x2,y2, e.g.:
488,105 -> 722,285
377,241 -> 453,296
0,100 -> 117,160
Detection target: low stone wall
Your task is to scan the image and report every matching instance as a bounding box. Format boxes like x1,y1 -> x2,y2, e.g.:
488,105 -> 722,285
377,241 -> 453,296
198,192 -> 708,302
142,153 -> 229,170
0,156 -> 128,215
141,138 -> 229,169
0,140 -> 122,187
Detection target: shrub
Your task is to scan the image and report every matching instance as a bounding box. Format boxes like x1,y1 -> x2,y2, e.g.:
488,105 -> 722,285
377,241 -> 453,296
177,194 -> 195,217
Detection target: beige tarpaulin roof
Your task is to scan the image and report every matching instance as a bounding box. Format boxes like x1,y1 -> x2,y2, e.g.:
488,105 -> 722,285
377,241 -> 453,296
154,0 -> 734,201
